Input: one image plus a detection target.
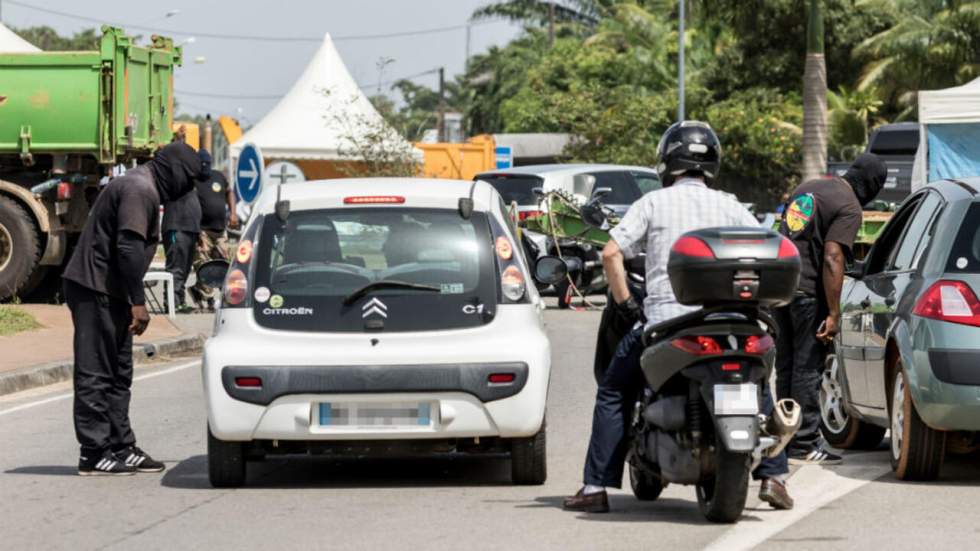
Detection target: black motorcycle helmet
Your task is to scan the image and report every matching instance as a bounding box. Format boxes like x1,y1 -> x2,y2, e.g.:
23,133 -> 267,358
656,121 -> 722,187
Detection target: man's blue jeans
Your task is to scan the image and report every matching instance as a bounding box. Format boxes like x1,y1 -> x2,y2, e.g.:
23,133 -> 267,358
583,328 -> 788,487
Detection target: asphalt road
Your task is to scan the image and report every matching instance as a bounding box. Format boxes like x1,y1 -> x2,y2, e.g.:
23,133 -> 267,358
2,304 -> 979,550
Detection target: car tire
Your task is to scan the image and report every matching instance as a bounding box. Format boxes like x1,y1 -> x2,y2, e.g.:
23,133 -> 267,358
820,354 -> 886,450
629,462 -> 666,501
511,423 -> 547,485
208,425 -> 246,488
0,196 -> 41,302
890,365 -> 945,481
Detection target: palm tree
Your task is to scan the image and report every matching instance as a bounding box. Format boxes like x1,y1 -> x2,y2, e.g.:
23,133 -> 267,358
471,0 -> 607,29
802,0 -> 828,181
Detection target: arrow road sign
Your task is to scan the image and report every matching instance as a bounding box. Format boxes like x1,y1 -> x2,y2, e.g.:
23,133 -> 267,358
361,298 -> 388,319
236,144 -> 264,204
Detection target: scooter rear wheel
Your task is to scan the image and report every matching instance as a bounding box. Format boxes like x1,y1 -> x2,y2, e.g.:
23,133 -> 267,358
696,447 -> 751,523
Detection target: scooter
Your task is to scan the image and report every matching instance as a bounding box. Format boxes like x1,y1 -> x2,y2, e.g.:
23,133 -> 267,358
596,226 -> 804,523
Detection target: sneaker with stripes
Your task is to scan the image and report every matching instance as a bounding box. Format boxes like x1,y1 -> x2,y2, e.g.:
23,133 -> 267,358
788,447 -> 843,465
78,451 -> 137,476
115,446 -> 166,473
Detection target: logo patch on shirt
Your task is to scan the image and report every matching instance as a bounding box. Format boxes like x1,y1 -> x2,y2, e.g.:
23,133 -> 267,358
212,182 -> 222,193
785,193 -> 815,234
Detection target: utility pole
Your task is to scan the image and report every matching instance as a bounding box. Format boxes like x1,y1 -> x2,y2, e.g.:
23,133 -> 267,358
437,67 -> 446,143
465,24 -> 472,69
548,2 -> 556,46
677,0 -> 685,121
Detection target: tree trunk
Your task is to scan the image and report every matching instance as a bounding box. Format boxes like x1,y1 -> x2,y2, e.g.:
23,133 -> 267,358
801,0 -> 827,182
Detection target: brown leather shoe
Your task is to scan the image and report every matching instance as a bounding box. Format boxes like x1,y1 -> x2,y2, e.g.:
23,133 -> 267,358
759,478 -> 794,510
562,488 -> 610,513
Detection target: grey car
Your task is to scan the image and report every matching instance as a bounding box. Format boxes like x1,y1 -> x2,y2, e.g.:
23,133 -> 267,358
820,178 -> 980,480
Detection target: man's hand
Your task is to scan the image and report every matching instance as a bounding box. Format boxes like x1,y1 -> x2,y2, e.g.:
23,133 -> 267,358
129,305 -> 151,336
229,213 -> 240,229
615,295 -> 646,325
816,314 -> 839,344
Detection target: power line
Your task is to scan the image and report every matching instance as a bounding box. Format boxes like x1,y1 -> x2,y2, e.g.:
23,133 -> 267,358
5,0 -> 490,43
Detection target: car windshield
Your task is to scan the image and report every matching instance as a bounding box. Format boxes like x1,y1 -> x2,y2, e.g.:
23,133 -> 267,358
945,202 -> 980,274
252,208 -> 497,332
476,175 -> 543,206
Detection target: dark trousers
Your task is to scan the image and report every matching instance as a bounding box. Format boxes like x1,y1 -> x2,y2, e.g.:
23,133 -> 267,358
584,328 -> 787,487
774,295 -> 827,455
64,280 -> 136,457
163,230 -> 197,306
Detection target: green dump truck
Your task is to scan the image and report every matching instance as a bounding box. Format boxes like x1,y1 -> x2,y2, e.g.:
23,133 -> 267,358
0,26 -> 181,301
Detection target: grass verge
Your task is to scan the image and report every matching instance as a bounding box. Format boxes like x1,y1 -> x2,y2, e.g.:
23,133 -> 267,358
0,305 -> 41,337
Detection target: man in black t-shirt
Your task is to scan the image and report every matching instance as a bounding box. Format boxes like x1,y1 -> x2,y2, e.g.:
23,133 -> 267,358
62,142 -> 208,476
189,149 -> 237,311
775,153 -> 887,465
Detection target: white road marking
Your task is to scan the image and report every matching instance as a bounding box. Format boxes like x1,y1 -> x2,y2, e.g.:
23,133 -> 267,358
0,360 -> 200,417
703,457 -> 892,551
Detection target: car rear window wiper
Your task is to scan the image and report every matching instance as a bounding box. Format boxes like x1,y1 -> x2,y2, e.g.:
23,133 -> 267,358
342,280 -> 441,306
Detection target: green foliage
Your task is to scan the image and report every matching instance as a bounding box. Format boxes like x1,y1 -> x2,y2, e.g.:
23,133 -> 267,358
827,86 -> 883,160
12,26 -> 100,51
0,306 -> 40,337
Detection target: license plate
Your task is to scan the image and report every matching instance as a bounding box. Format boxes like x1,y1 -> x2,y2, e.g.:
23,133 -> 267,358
317,401 -> 435,429
713,384 -> 759,415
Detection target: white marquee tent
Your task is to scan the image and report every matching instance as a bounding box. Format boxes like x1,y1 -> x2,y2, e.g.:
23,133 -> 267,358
912,77 -> 980,190
0,23 -> 41,53
229,33 -> 414,180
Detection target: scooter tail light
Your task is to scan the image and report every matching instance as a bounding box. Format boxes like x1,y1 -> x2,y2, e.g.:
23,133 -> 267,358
671,236 -> 715,258
670,335 -> 722,355
224,268 -> 248,306
778,237 -> 800,259
913,280 -> 980,327
744,334 -> 775,355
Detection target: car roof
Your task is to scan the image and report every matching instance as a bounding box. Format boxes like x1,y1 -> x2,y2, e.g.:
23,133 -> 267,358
925,178 -> 980,203
475,163 -> 657,178
251,177 -> 499,214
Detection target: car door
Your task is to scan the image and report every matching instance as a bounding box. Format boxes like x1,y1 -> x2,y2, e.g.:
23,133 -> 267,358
863,191 -> 944,408
840,197 -> 921,407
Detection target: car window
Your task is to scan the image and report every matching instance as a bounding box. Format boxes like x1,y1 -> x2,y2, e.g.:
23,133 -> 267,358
864,196 -> 921,275
890,192 -> 942,272
589,171 -> 640,204
475,175 -> 543,206
945,202 -> 980,274
631,172 -> 662,195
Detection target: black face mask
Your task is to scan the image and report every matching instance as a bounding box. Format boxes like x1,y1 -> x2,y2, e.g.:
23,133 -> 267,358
843,153 -> 888,206
150,142 -> 209,202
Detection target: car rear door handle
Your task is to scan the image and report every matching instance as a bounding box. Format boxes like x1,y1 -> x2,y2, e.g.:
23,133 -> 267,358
860,297 -> 872,309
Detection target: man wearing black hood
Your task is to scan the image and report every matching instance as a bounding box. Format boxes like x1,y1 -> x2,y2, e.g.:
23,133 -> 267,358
62,141 -> 207,476
776,153 -> 888,465
161,148 -> 208,313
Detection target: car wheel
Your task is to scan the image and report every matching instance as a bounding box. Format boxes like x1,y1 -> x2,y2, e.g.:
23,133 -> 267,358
511,422 -> 547,485
208,425 -> 246,488
629,462 -> 666,501
890,365 -> 945,481
820,354 -> 886,449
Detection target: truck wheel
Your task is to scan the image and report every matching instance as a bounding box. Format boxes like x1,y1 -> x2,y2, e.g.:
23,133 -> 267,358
208,425 -> 246,488
629,462 -> 666,501
890,365 -> 945,481
0,196 -> 41,302
696,447 -> 751,523
510,423 -> 547,485
820,355 -> 886,450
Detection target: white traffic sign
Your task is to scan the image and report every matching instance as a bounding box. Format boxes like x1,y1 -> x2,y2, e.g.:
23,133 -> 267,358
266,161 -> 306,186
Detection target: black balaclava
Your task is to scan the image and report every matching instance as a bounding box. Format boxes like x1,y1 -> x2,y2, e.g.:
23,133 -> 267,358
198,148 -> 213,176
842,153 -> 888,206
149,142 -> 209,202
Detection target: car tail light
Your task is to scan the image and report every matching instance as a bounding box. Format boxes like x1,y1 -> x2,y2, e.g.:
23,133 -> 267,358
236,239 -> 253,264
488,373 -> 516,384
343,196 -> 405,204
495,236 -> 513,260
913,280 -> 980,327
744,334 -> 775,355
501,265 -> 526,302
721,362 -> 741,371
56,182 -> 71,201
671,236 -> 715,258
778,237 -> 799,258
671,335 -> 723,355
234,376 -> 262,388
225,268 -> 248,305
519,210 -> 543,221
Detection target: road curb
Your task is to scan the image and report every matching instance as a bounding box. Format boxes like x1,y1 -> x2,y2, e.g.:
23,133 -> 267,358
0,333 -> 205,397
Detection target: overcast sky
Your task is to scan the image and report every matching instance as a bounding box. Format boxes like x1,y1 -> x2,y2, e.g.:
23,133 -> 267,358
2,0 -> 523,123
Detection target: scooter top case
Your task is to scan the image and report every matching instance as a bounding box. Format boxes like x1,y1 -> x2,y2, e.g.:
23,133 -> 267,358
667,227 -> 801,308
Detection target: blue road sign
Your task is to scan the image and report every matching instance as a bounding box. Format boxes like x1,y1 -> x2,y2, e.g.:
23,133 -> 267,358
236,144 -> 264,204
495,146 -> 513,169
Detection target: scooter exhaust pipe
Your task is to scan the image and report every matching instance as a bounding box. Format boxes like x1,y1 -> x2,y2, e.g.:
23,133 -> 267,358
764,399 -> 802,458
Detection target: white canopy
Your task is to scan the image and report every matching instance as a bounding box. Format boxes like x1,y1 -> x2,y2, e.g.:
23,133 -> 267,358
0,23 -> 41,53
912,77 -> 980,190
230,33 -> 412,162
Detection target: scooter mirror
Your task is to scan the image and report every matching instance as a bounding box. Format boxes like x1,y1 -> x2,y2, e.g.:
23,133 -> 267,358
533,255 -> 568,285
592,187 -> 613,200
580,202 -> 607,228
196,259 -> 230,289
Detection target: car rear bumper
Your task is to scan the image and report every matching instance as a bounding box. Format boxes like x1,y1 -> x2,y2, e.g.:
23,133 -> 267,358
912,348 -> 980,431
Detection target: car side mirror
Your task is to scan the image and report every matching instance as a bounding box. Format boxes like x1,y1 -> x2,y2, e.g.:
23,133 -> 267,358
580,202 -> 607,228
533,255 -> 568,285
845,260 -> 865,279
197,259 -> 230,289
592,187 -> 612,200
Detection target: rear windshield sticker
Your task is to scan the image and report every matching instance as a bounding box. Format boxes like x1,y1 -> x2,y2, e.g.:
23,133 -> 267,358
441,283 -> 464,294
254,287 -> 271,303
957,257 -> 968,269
785,193 -> 815,234
269,294 -> 284,308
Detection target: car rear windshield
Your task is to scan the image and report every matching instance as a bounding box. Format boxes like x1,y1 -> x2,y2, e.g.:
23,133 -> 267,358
252,208 -> 496,332
476,175 -> 543,206
945,202 -> 980,274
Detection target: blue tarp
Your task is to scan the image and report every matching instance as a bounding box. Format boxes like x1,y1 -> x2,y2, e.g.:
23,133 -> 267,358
928,123 -> 980,182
